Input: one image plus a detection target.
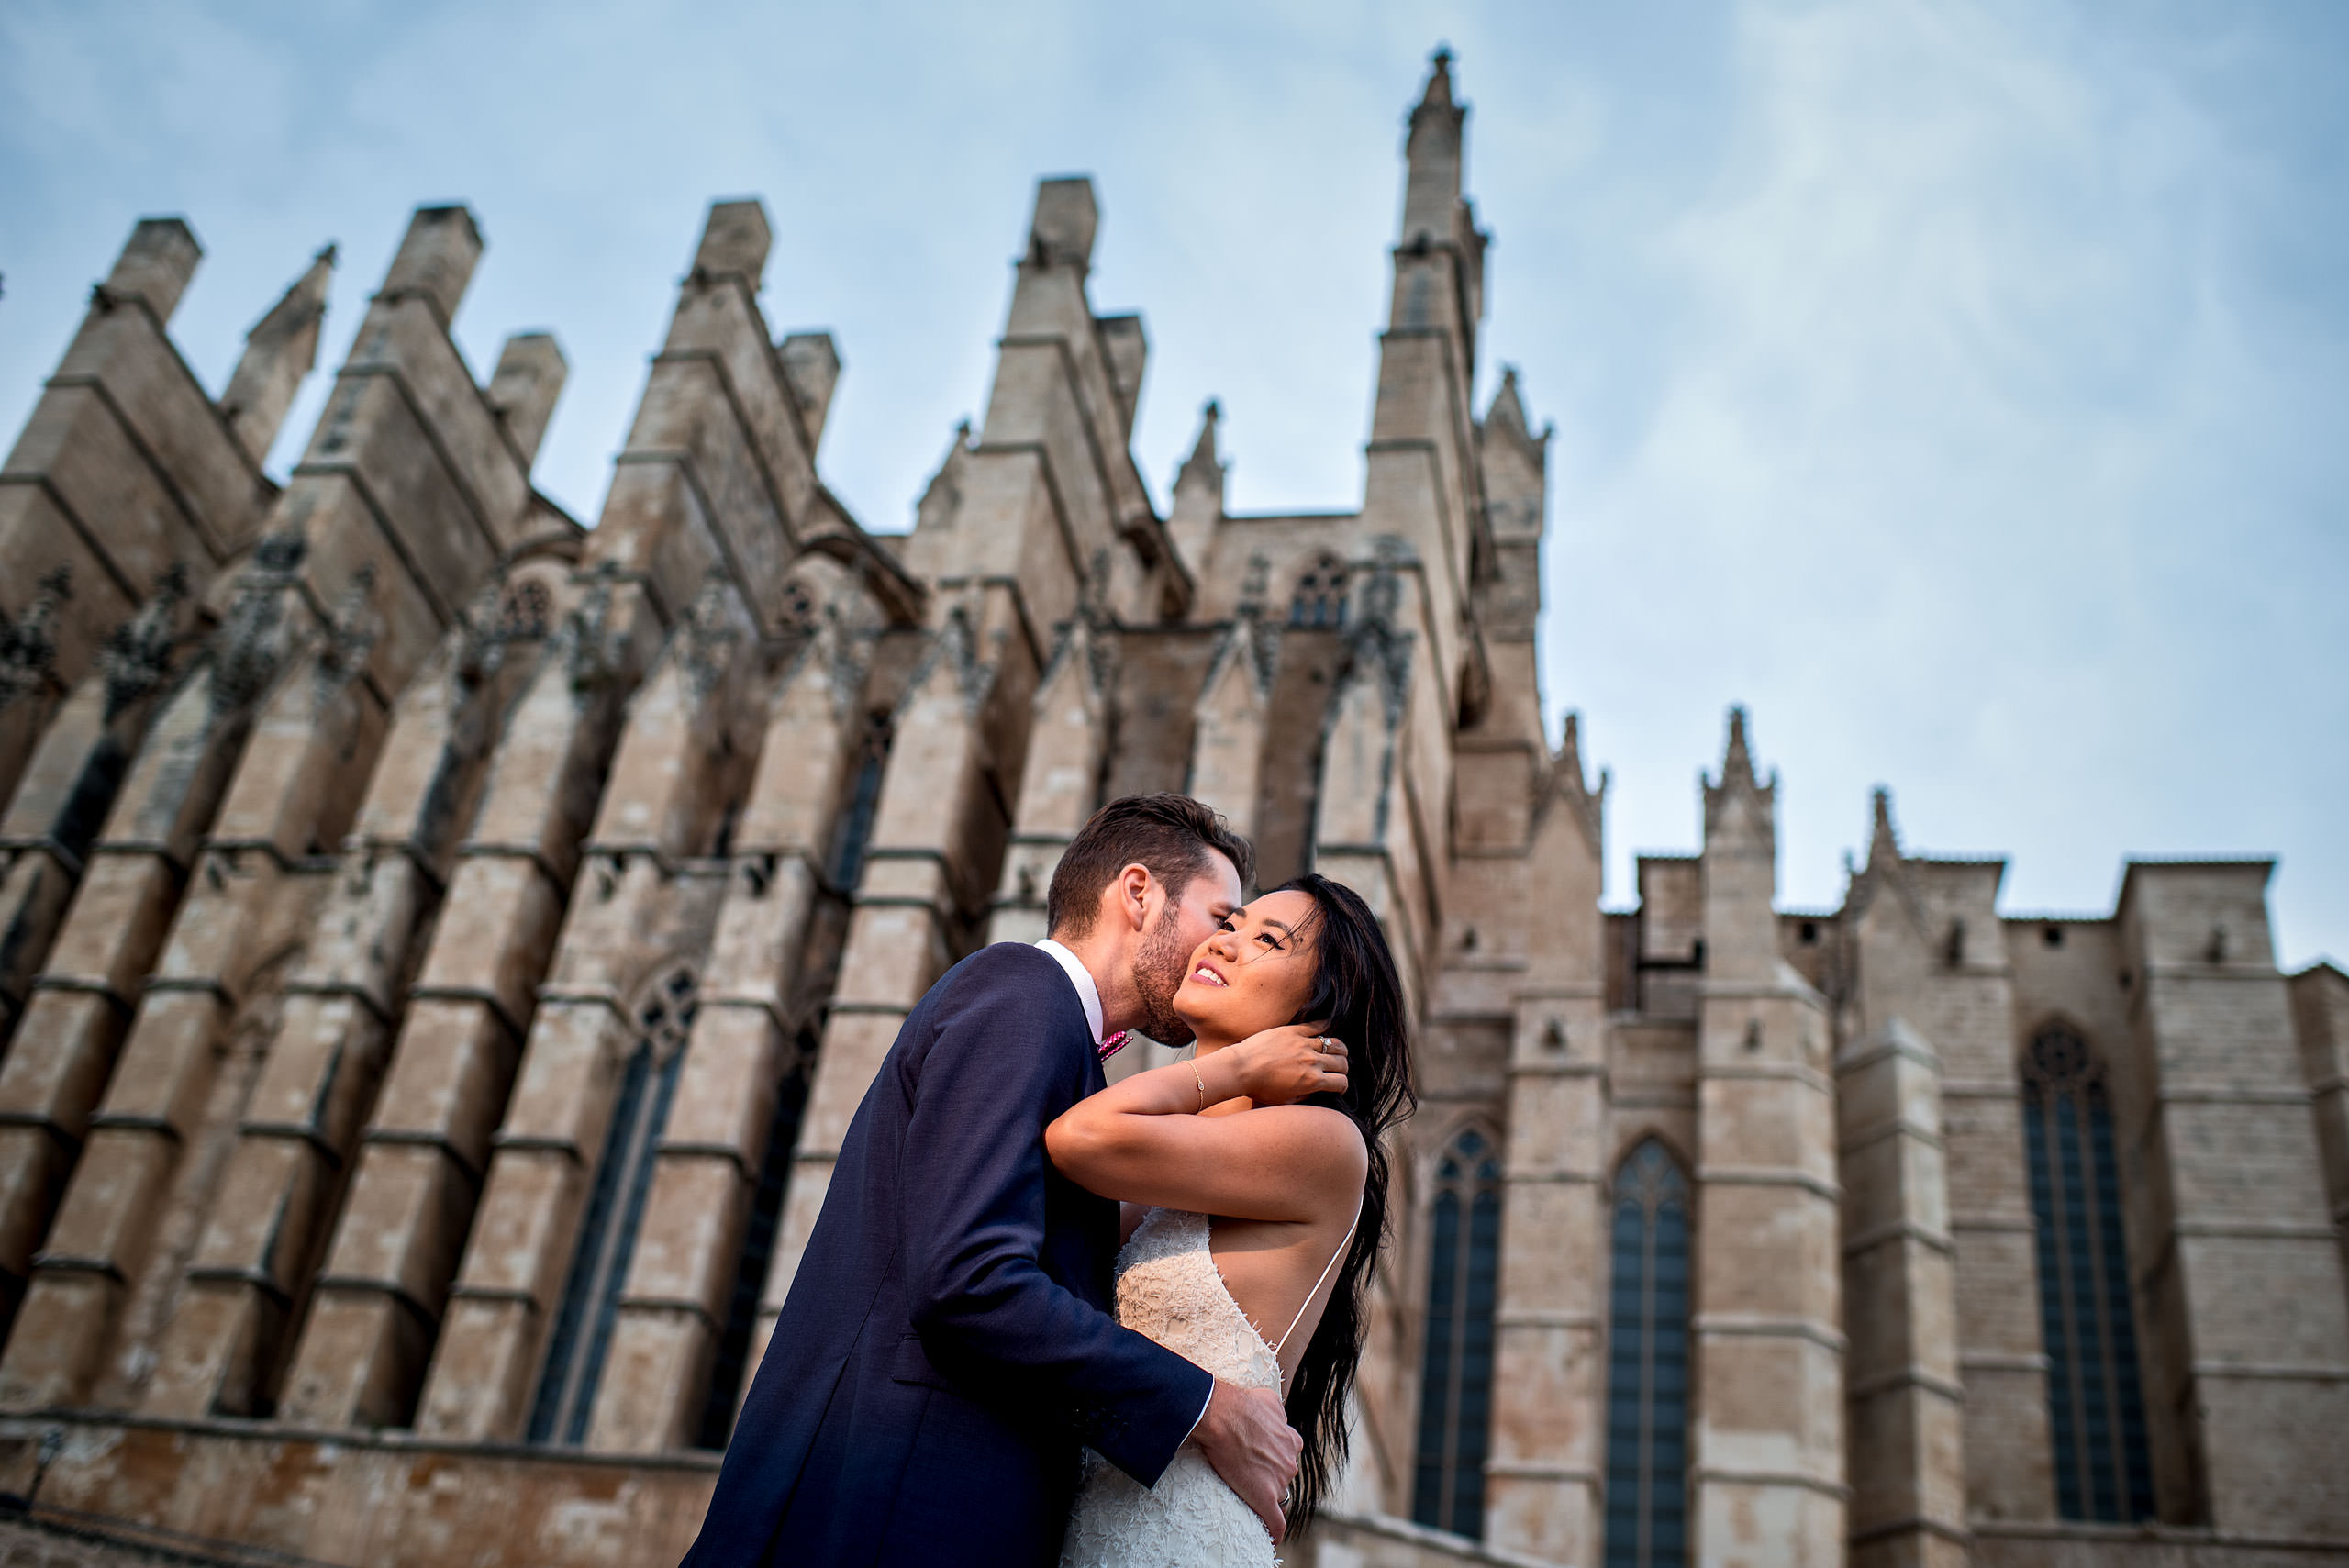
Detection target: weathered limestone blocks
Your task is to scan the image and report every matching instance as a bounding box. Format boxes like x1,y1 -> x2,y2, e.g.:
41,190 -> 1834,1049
615,200 -> 836,638
1485,749 -> 1607,1562
0,223 -> 550,1371
1314,553 -> 1439,1007
1164,401 -> 1224,584
1184,612 -> 1272,844
217,246 -> 336,467
484,333 -> 570,465
1485,1043 -> 1605,1561
1845,791 -> 2045,1533
0,570 -> 194,1047
777,333 -> 843,451
1837,1018 -> 1967,1568
992,180 -> 1150,544
765,593 -> 1037,1354
1690,713 -> 1846,1566
0,1413 -> 721,1568
2292,961 -> 2349,1293
0,609 -> 284,1348
281,570 -> 659,1429
414,584 -> 751,1442
585,611 -> 871,1451
2114,862 -> 2349,1536
988,617 -> 1109,947
0,604 -> 385,1409
259,208 -> 554,710
2,220 -> 213,634
139,594 -> 547,1419
0,200 -> 554,1407
0,223 -> 328,806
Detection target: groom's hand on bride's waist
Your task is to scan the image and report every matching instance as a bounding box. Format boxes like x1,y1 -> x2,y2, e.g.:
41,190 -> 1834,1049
1192,1379 -> 1303,1545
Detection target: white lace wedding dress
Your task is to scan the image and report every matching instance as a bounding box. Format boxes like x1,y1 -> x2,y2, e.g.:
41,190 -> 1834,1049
1061,1207 -> 1353,1568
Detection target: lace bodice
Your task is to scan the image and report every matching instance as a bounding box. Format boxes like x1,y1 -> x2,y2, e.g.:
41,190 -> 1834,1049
1113,1207 -> 1284,1391
1059,1209 -> 1281,1567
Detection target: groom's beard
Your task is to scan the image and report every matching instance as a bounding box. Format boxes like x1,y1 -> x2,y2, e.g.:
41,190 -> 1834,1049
1129,903 -> 1196,1047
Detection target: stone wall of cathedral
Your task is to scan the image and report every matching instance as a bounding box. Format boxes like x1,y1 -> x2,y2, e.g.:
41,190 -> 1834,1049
0,51 -> 2340,1568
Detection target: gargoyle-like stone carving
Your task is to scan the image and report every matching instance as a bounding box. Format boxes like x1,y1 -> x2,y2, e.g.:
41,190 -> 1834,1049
679,572 -> 740,699
496,577 -> 552,643
99,564 -> 190,719
823,596 -> 877,717
562,562 -> 629,698
0,566 -> 72,712
453,573 -> 557,688
314,564 -> 380,703
210,533 -> 307,717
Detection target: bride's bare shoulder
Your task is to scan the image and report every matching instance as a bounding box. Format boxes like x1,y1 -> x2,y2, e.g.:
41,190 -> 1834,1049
1233,1103 -> 1367,1182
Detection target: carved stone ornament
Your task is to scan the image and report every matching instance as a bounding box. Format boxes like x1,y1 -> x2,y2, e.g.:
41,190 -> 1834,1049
1341,542 -> 1414,732
562,562 -> 629,697
679,571 -> 740,699
822,596 -> 875,716
900,601 -> 995,717
209,532 -> 308,717
313,563 -> 381,703
99,564 -> 189,719
0,565 -> 72,712
1237,552 -> 1271,617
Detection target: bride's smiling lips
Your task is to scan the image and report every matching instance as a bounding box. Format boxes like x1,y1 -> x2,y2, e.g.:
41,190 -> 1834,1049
1191,961 -> 1228,988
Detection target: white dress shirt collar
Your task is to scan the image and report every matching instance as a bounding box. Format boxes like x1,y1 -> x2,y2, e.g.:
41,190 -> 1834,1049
1033,938 -> 1106,1047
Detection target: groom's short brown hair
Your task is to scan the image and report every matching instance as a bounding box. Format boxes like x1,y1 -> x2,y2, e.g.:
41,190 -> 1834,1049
1045,795 -> 1254,940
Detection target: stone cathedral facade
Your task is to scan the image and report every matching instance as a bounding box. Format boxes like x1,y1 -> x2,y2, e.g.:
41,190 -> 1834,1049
0,53 -> 2344,1568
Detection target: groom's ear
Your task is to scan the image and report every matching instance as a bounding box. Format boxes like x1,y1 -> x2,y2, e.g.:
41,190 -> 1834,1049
1113,862 -> 1155,932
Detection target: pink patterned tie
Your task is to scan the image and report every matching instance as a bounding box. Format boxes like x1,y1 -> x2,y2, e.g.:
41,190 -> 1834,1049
1097,1030 -> 1132,1062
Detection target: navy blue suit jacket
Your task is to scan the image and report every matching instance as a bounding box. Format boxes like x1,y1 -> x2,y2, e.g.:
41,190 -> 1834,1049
681,942 -> 1213,1567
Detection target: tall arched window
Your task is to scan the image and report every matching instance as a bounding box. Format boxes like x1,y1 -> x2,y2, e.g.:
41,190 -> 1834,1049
1413,1124 -> 1501,1538
829,716 -> 892,892
1289,552 -> 1349,629
528,965 -> 698,1445
1604,1140 -> 1690,1568
2021,1024 -> 2154,1522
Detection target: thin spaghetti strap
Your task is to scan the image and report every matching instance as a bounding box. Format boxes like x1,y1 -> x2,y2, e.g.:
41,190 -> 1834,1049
1274,1200 -> 1363,1355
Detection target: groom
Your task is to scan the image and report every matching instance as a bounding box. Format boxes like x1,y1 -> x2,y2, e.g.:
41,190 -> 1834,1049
683,795 -> 1303,1567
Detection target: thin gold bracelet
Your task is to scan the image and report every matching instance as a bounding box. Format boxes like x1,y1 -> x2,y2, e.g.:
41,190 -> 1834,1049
1191,1057 -> 1207,1113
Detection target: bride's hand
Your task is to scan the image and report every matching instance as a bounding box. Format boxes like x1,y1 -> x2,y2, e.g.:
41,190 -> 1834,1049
1222,1021 -> 1347,1106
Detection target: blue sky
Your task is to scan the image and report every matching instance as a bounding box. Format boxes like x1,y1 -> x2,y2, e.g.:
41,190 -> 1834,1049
3,0 -> 2343,966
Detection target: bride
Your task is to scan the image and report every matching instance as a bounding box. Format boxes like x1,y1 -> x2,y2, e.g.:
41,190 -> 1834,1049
1046,873 -> 1416,1565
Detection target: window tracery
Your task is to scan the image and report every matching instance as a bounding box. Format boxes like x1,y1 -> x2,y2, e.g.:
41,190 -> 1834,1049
527,965 -> 698,1445
1289,552 -> 1349,629
1412,1122 -> 1501,1538
2021,1023 -> 2155,1522
1603,1140 -> 1690,1568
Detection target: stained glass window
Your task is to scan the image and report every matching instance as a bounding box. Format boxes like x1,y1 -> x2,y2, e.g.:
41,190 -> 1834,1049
1412,1124 -> 1502,1538
528,966 -> 697,1445
2021,1024 -> 2154,1521
1603,1140 -> 1690,1568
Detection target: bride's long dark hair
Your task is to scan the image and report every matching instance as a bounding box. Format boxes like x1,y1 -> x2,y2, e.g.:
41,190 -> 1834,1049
1272,873 -> 1417,1533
